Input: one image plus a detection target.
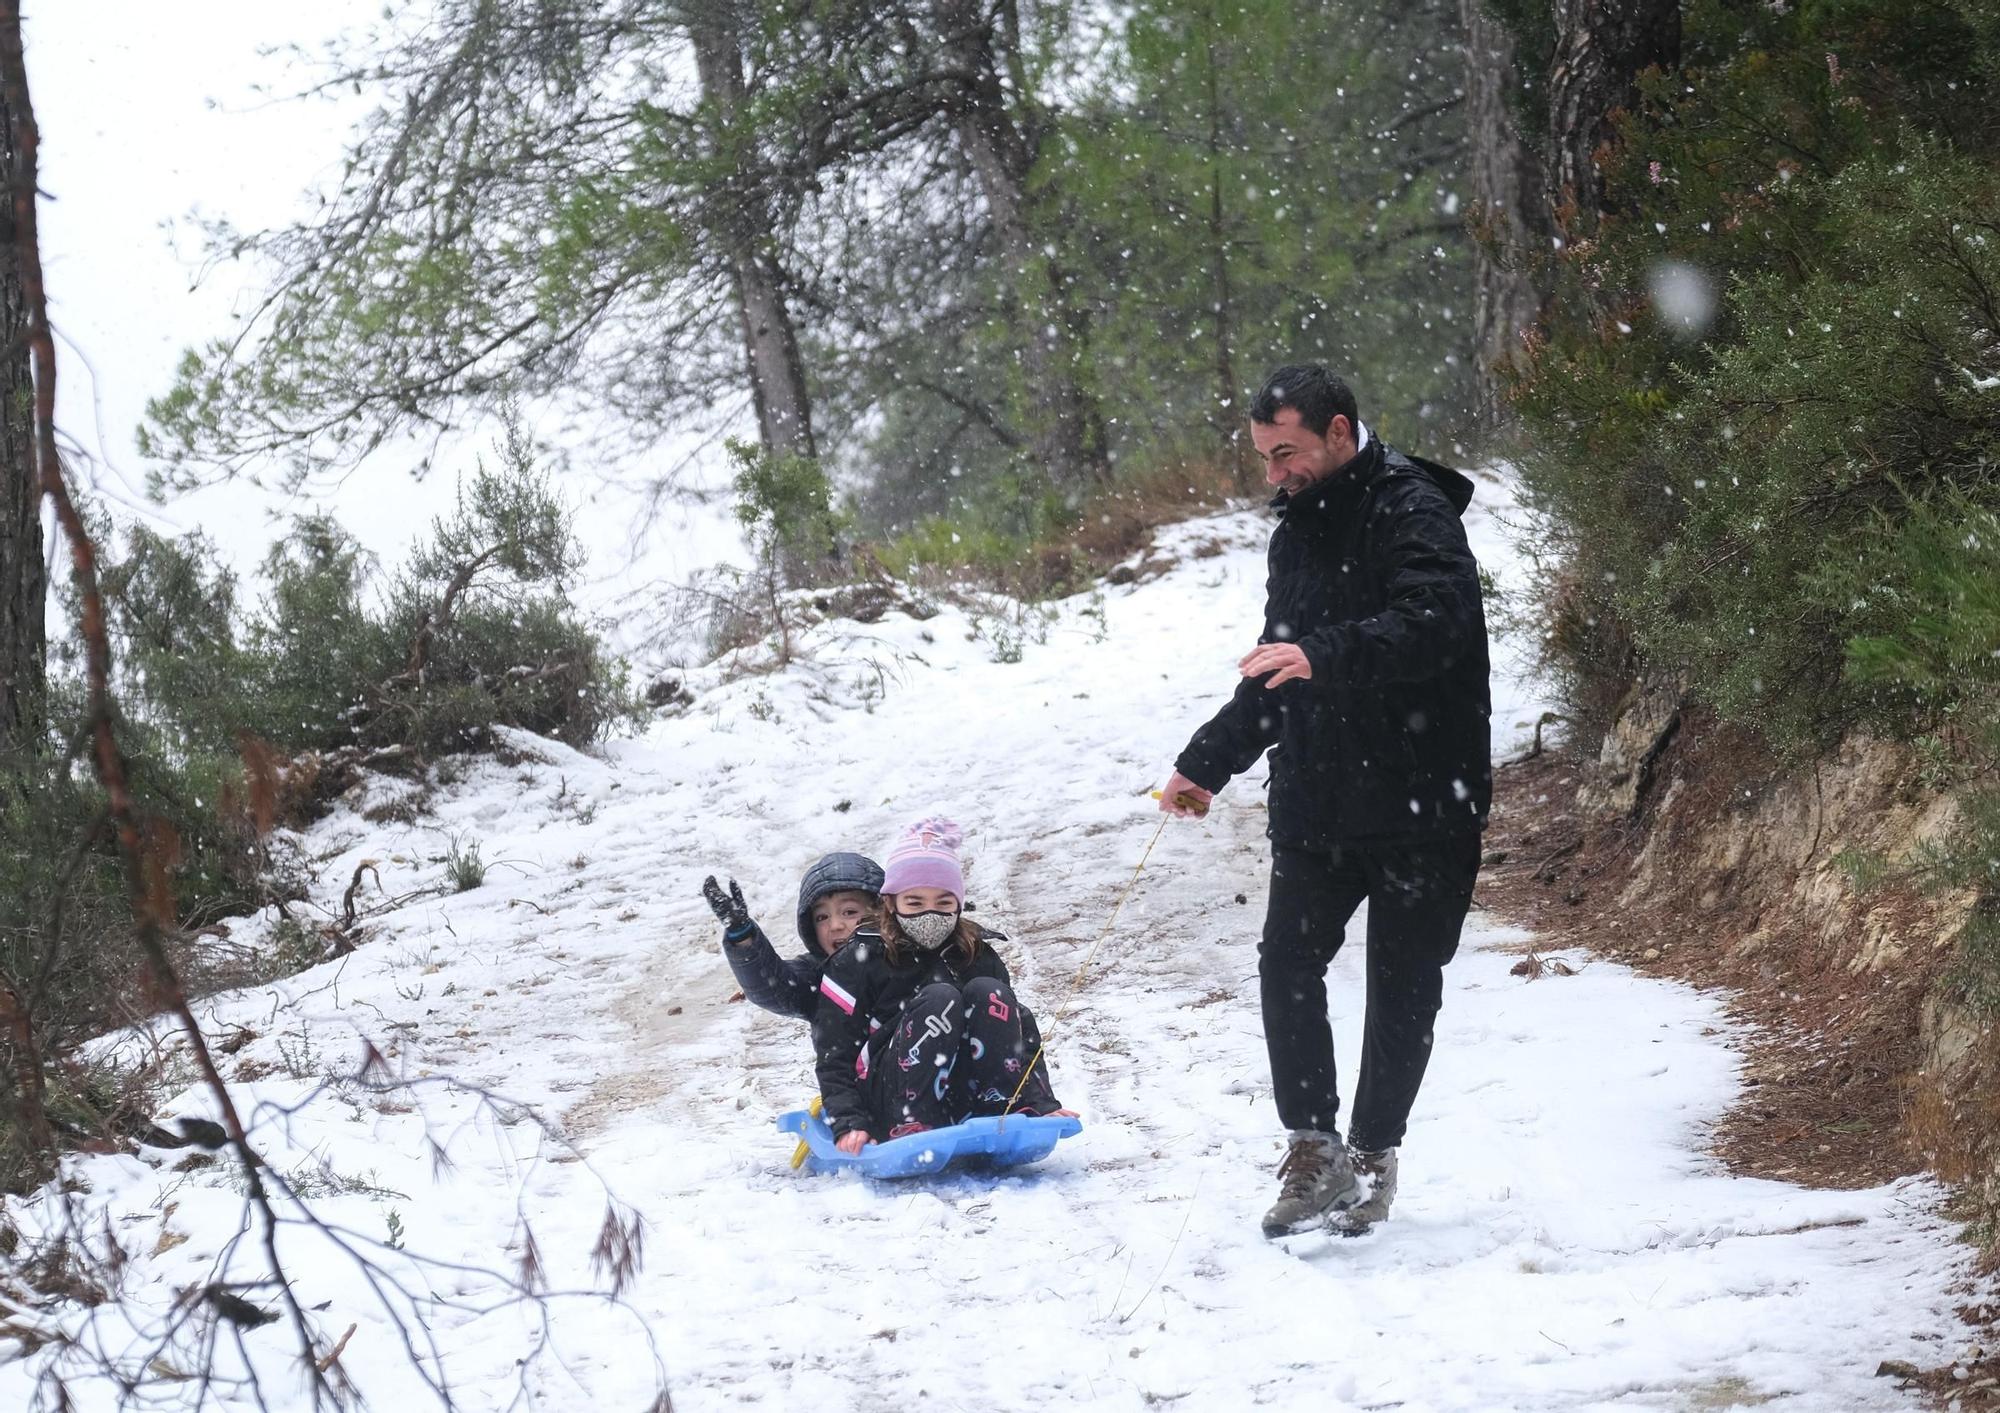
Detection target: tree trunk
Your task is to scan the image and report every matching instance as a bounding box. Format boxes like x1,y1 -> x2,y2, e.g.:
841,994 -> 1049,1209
1203,24 -> 1250,488
0,85 -> 42,749
1460,0 -> 1549,435
730,244 -> 815,461
689,9 -> 817,462
932,0 -> 1109,492
1547,0 -> 1680,226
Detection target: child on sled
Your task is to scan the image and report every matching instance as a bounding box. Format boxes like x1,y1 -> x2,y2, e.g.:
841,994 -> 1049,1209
812,817 -> 1076,1155
701,852 -> 882,1019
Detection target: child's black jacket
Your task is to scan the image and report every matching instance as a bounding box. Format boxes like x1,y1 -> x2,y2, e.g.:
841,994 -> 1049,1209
718,920 -> 823,1019
811,923 -> 1015,1137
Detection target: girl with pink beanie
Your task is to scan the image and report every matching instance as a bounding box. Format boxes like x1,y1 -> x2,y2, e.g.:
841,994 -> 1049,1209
811,817 -> 1076,1154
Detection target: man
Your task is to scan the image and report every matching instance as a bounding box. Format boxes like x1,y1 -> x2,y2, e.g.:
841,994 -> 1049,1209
1160,364 -> 1489,1238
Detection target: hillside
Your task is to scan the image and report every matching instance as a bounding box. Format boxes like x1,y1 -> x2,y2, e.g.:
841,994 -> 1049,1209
0,482 -> 1976,1412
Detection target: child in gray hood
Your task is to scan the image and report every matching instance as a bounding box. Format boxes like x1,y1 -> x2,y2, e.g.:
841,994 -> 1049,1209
701,852 -> 883,1019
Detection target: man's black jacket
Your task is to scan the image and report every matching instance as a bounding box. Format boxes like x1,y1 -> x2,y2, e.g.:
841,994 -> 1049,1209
1174,436 -> 1491,850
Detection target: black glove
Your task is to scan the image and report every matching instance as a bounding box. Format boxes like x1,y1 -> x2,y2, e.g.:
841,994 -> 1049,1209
702,875 -> 752,934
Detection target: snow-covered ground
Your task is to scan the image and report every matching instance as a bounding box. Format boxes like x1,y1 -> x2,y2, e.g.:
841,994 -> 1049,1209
0,479 -> 1977,1412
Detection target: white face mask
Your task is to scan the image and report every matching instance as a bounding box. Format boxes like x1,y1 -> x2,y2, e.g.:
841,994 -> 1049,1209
898,909 -> 958,951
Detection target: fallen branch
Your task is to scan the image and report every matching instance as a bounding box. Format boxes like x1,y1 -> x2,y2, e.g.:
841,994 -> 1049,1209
1531,837 -> 1583,881
1502,710 -> 1570,767
1508,951 -> 1579,981
340,861 -> 382,929
315,1321 -> 358,1374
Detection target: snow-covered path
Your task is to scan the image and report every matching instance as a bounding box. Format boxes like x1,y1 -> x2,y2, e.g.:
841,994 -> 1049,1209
2,481 -> 1974,1412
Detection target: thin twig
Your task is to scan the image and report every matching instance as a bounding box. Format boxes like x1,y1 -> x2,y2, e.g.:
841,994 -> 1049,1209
1118,1173 -> 1203,1324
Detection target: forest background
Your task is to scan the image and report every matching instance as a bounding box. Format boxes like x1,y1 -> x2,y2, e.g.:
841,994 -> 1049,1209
2,0 -> 1999,1230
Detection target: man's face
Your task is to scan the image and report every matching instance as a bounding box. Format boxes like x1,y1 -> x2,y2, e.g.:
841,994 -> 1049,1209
1250,407 -> 1353,496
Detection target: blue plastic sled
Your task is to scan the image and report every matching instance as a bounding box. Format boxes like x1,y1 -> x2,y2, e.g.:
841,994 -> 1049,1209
776,1108 -> 1082,1179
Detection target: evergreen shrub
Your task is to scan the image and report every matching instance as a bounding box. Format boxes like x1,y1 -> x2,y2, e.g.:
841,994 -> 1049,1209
2,426 -> 640,1185
1501,0 -> 2000,1005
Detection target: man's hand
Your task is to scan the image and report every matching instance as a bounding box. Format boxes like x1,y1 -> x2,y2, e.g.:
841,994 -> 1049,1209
701,875 -> 751,933
1156,771 -> 1213,819
1240,642 -> 1311,688
835,1129 -> 873,1155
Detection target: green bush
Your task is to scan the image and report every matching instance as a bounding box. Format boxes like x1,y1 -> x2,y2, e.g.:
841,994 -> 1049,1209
1841,491 -> 2000,718
40,422 -> 638,930
98,419 -> 637,776
728,439 -> 848,589
445,836 -> 487,893
1500,0 -> 2000,1010
878,516 -> 1030,579
2,422 -> 642,1185
1506,1 -> 2000,756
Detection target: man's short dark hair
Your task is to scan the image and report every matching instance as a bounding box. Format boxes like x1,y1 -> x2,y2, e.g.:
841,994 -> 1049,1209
1250,364 -> 1358,437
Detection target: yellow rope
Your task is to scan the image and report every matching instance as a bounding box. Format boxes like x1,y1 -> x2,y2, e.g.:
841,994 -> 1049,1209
1001,810 -> 1175,1119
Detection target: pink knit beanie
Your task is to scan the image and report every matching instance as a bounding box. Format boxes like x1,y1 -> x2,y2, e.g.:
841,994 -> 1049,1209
881,816 -> 967,900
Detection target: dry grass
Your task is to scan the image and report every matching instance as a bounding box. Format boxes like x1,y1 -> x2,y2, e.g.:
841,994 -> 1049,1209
897,456 -> 1251,603
1061,458 -> 1247,571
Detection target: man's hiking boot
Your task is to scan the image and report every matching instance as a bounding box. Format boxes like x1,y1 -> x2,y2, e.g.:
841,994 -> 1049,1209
1332,1147 -> 1398,1236
1261,1131 -> 1360,1238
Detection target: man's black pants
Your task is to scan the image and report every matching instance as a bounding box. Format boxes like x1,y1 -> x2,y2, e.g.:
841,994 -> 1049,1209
1260,835 -> 1481,1152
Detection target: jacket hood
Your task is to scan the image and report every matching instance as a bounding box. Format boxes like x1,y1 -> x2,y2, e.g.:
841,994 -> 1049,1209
1400,450 -> 1476,515
796,851 -> 885,947
1276,439 -> 1475,520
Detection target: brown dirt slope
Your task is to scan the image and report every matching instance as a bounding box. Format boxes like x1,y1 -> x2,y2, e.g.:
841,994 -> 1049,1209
1478,722 -> 1998,1405
1478,739 -> 1930,1189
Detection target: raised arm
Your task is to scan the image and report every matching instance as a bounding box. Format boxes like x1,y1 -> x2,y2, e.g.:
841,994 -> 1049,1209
703,876 -> 820,1018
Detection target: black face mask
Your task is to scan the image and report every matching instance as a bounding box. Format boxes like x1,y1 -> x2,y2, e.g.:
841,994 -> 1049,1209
898,909 -> 958,950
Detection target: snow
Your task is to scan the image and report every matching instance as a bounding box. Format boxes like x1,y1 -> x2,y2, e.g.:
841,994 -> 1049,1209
1648,261 -> 1720,339
0,474 -> 1978,1411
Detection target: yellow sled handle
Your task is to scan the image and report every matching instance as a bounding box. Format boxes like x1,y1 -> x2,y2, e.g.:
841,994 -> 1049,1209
791,1096 -> 822,1170
1150,788 -> 1210,818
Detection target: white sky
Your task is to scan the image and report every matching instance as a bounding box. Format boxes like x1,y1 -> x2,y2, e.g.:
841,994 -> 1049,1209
27,1 -> 741,666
